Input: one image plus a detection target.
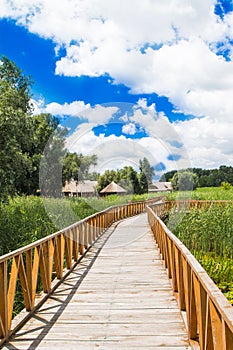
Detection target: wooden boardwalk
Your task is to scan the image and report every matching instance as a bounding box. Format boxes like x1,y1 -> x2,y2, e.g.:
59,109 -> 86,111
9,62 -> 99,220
2,213 -> 191,350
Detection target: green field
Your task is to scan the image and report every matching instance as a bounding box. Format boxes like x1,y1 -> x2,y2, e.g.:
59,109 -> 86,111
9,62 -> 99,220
1,188 -> 233,305
167,186 -> 233,200
166,189 -> 233,304
0,193 -> 162,256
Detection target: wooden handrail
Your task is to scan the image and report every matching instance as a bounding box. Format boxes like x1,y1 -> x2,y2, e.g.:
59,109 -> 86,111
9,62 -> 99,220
147,200 -> 233,350
0,197 -> 161,344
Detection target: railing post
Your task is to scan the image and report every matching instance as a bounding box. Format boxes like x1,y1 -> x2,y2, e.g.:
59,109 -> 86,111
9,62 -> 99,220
7,257 -> 19,330
78,224 -> 84,256
0,261 -> 8,339
25,247 -> 40,309
54,234 -> 65,279
73,227 -> 79,261
65,229 -> 73,269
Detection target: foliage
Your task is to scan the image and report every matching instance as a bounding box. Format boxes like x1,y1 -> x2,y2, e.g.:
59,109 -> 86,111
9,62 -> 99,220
97,158 -> 153,194
162,165 -> 233,188
171,170 -> 198,191
62,153 -> 97,184
96,169 -> 119,193
0,56 -> 67,200
166,203 -> 233,303
166,186 -> 233,200
118,166 -> 141,194
138,171 -> 148,193
0,193 -> 163,255
0,56 -> 99,200
0,196 -> 56,255
139,157 -> 154,185
221,181 -> 232,190
0,56 -> 33,199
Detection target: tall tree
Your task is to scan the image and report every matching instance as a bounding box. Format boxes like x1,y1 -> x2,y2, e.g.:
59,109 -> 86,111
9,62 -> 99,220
171,171 -> 198,191
139,157 -> 154,185
0,56 -> 33,199
0,56 -> 65,199
118,166 -> 140,194
62,152 -> 97,184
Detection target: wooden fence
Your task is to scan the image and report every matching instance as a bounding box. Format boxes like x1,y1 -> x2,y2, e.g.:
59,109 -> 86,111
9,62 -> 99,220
147,200 -> 233,350
0,197 -> 159,344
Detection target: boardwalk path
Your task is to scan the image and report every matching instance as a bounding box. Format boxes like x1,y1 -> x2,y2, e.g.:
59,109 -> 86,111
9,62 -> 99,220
3,213 -> 191,349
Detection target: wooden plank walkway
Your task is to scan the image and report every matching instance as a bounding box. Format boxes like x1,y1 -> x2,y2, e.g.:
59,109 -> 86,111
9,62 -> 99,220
2,213 -> 191,350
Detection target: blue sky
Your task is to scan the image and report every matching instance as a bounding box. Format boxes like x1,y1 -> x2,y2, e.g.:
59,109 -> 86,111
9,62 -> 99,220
1,0 -> 233,178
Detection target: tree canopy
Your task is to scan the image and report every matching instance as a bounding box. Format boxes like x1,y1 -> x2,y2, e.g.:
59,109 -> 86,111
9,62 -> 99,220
0,56 -> 97,200
162,166 -> 233,189
97,158 -> 154,194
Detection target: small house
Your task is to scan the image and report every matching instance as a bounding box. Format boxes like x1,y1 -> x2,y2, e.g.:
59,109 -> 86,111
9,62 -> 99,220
100,181 -> 127,196
63,180 -> 97,197
148,181 -> 172,193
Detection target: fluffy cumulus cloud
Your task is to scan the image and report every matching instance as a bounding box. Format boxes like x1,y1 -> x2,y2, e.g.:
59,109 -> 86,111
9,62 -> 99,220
64,100 -> 193,175
122,123 -> 136,135
3,0 -> 233,115
2,0 -> 233,169
32,98 -> 90,116
32,99 -> 118,124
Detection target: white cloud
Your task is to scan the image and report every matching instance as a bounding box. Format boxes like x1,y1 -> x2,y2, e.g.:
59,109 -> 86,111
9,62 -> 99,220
3,1 -> 233,170
64,100 -> 193,174
31,98 -> 90,116
2,0 -> 233,115
174,117 -> 233,168
31,99 -> 118,125
80,105 -> 118,124
122,123 -> 136,135
45,101 -> 90,116
60,97 -> 233,171
5,0 -> 233,121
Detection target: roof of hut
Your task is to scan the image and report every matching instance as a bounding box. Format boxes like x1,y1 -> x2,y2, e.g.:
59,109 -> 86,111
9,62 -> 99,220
100,181 -> 127,194
62,180 -> 97,193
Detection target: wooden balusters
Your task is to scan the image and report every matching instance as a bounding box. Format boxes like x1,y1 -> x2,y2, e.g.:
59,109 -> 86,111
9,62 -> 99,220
147,201 -> 233,350
0,261 -> 8,339
0,197 -> 162,344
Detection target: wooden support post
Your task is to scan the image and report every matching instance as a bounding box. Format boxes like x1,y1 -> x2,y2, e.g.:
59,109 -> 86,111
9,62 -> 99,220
0,261 -> 8,339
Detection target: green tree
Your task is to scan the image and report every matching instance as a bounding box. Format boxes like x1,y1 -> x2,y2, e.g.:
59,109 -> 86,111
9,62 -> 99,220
118,166 -> 140,194
139,157 -> 154,185
39,126 -> 68,197
138,171 -> 148,194
62,152 -> 97,184
96,170 -> 119,193
171,171 -> 198,191
0,56 -> 65,199
0,56 -> 33,199
19,113 -> 60,195
221,181 -> 232,190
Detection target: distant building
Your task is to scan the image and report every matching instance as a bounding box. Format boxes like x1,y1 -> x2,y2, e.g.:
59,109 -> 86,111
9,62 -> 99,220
100,181 -> 127,196
148,181 -> 172,193
62,180 -> 97,197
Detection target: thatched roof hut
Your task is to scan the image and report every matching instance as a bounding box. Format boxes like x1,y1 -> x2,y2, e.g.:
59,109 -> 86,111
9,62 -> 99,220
148,181 -> 172,193
63,180 -> 97,197
100,181 -> 127,196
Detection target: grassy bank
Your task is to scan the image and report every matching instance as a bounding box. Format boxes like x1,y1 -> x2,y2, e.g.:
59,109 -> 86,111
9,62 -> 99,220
166,202 -> 233,303
0,193 -> 162,256
167,186 -> 233,200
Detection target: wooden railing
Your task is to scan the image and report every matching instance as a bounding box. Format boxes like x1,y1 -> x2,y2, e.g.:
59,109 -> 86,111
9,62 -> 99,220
0,197 -> 160,345
147,200 -> 233,350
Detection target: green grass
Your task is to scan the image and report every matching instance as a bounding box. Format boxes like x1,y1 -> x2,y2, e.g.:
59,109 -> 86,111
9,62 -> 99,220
0,192 -> 163,255
166,186 -> 233,201
165,200 -> 233,303
0,192 -> 163,317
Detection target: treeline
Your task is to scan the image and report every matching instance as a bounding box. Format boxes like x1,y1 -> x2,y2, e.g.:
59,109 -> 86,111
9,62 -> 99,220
161,166 -> 233,188
97,157 -> 155,194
